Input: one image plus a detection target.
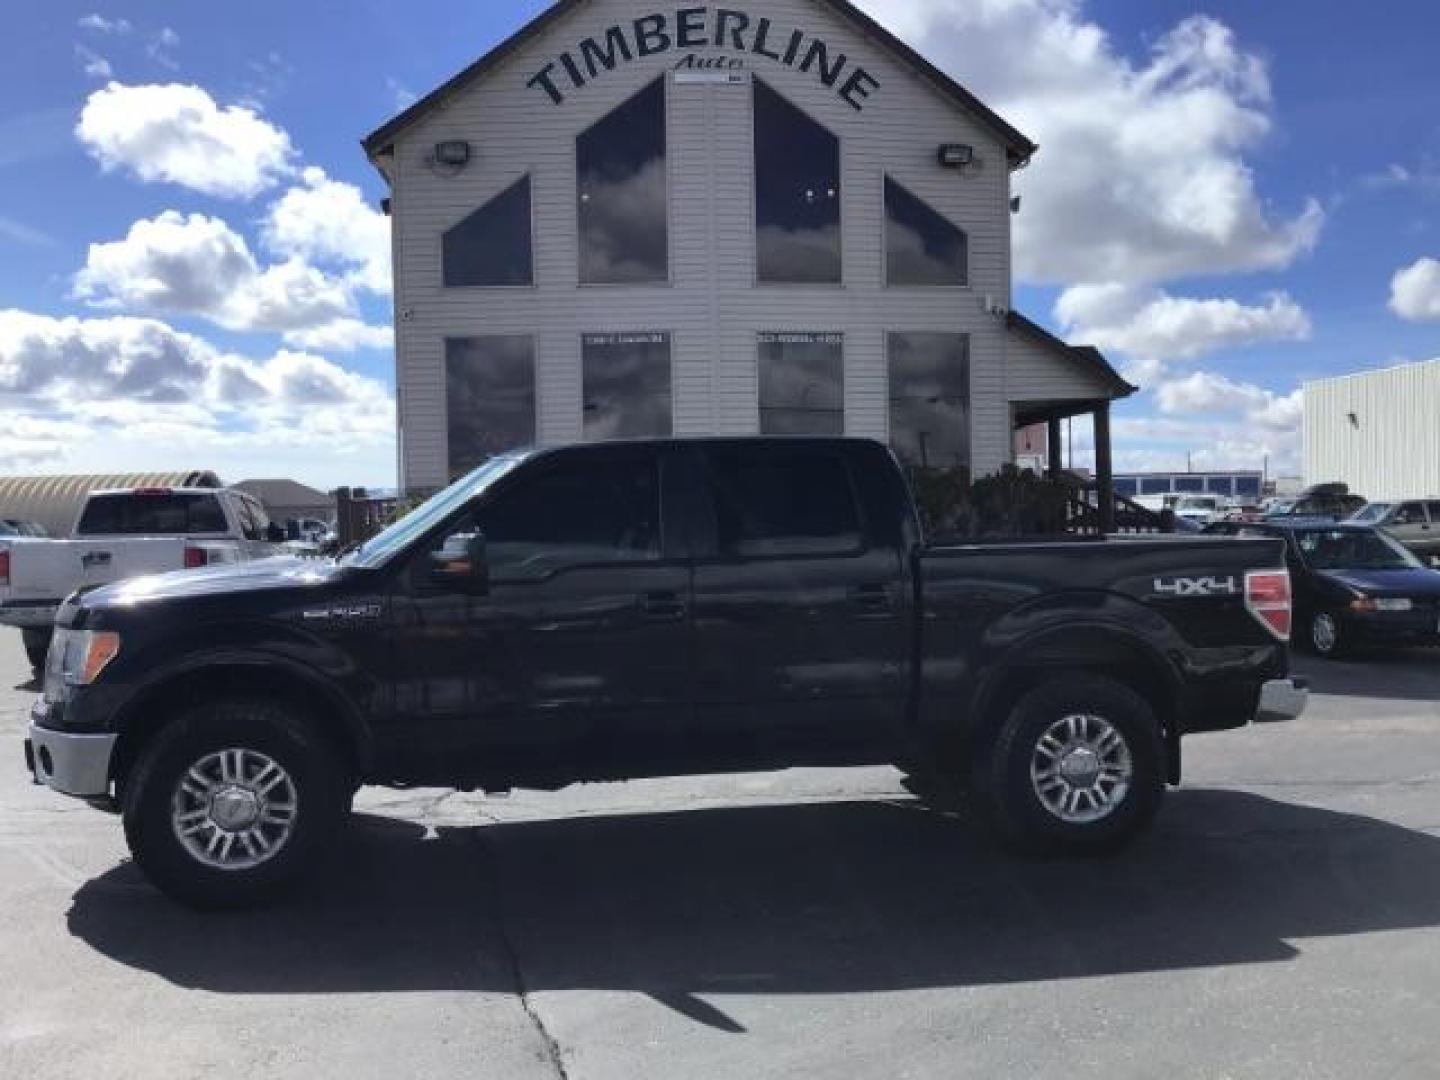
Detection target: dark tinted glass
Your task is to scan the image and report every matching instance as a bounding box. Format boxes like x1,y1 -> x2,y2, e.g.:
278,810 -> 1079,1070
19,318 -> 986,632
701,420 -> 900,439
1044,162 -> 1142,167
1206,477 -> 1233,495
754,80 -> 841,284
885,176 -> 967,286
1115,478 -> 1138,497
888,333 -> 970,471
1428,502 -> 1440,520
1237,477 -> 1262,497
477,454 -> 661,580
583,332 -> 672,439
1395,502 -> 1427,524
579,79 -> 667,284
1175,477 -> 1205,493
707,448 -> 862,557
759,332 -> 844,434
1140,478 -> 1171,495
443,175 -> 533,287
445,336 -> 536,479
77,492 -> 227,535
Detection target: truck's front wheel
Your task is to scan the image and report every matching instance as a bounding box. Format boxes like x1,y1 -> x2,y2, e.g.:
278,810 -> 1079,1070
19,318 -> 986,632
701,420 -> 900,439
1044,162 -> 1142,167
121,698 -> 349,909
980,676 -> 1164,855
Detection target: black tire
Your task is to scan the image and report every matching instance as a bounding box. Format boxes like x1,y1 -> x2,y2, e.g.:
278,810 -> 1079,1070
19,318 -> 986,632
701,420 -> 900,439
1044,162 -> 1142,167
1305,610 -> 1347,659
22,627 -> 51,671
121,698 -> 350,910
977,675 -> 1165,855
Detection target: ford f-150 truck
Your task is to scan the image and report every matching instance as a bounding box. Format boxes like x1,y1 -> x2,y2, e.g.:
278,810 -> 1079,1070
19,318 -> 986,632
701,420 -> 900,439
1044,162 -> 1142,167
1,486 -> 285,669
24,438 -> 1307,908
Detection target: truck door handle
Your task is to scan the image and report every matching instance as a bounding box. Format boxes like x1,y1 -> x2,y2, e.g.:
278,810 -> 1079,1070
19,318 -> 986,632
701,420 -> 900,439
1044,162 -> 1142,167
639,591 -> 687,621
849,584 -> 893,612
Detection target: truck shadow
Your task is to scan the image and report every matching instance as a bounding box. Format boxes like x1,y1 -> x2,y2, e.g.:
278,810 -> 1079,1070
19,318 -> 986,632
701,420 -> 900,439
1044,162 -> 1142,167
66,790 -> 1440,1030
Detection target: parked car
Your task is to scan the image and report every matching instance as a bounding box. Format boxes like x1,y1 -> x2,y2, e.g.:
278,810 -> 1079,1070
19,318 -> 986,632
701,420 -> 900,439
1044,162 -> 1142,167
1171,494 -> 1223,526
1266,483 -> 1366,522
25,438 -> 1306,908
0,520 -> 49,537
1,487 -> 286,670
1349,500 -> 1440,561
1235,522 -> 1440,658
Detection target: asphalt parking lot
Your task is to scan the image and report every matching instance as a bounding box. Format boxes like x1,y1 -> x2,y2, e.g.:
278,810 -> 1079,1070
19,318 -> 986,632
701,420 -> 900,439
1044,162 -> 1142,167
2,634 -> 1438,1080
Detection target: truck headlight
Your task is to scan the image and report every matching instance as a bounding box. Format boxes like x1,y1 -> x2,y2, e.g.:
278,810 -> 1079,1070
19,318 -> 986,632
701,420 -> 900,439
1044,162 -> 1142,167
54,630 -> 122,685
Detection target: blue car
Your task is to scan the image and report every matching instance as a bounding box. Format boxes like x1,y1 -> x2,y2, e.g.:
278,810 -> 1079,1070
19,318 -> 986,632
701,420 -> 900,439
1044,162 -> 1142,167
1239,522 -> 1440,658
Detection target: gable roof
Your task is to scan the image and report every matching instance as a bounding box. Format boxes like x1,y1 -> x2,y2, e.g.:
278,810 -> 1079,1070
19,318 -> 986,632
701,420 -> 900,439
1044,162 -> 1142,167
362,0 -> 1038,167
1006,311 -> 1137,400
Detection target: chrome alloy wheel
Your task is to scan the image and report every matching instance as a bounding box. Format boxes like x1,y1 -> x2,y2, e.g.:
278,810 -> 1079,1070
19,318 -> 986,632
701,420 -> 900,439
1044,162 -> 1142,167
1029,714 -> 1133,825
171,749 -> 299,870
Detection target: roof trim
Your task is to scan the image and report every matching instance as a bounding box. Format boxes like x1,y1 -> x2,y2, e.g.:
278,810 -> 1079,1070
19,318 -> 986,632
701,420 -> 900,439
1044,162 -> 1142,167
361,0 -> 1038,165
1006,311 -> 1137,401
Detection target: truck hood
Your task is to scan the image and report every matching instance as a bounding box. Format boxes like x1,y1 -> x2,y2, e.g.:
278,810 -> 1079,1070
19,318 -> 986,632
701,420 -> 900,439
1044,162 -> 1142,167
1318,568 -> 1440,599
88,556 -> 344,607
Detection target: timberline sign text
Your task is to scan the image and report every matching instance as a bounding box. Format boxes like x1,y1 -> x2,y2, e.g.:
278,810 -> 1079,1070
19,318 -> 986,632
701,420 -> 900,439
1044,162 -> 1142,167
526,7 -> 882,111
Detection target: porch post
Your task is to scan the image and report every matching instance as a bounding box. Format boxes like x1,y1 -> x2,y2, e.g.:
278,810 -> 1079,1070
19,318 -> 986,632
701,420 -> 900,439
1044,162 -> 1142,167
1094,401 -> 1115,534
1047,416 -> 1064,478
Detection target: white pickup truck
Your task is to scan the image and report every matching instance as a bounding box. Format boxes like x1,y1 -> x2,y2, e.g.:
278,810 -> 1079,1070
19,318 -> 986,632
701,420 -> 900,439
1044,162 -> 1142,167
0,486 -> 286,669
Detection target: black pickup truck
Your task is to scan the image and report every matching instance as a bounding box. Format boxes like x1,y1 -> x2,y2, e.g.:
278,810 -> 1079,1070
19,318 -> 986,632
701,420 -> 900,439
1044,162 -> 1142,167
25,438 -> 1306,907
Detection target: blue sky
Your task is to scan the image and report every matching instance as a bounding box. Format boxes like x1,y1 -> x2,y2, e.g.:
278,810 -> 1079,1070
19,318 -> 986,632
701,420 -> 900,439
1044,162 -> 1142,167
1,0 -> 1437,486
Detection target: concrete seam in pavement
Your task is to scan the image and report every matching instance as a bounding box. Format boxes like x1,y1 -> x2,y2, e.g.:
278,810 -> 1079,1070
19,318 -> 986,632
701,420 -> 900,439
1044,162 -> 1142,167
468,818 -> 572,1080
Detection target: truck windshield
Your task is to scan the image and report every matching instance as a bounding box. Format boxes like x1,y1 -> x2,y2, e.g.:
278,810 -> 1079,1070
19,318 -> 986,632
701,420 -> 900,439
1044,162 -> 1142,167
347,453 -> 529,569
1296,528 -> 1423,571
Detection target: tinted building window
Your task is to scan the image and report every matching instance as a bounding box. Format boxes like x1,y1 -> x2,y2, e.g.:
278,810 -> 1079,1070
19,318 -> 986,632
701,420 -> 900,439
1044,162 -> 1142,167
754,80 -> 841,284
443,176 -> 533,287
477,453 -> 661,581
885,177 -> 967,286
706,447 -> 862,558
578,79 -> 668,284
1175,476 -> 1205,493
445,336 -> 536,479
758,332 -> 844,435
1140,478 -> 1171,496
1237,477 -> 1263,498
888,333 -> 970,471
1115,478 -> 1139,497
583,332 -> 672,439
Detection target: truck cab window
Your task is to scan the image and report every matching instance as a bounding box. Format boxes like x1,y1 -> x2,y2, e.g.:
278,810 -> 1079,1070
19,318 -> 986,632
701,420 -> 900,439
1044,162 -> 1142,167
706,449 -> 863,558
447,455 -> 662,583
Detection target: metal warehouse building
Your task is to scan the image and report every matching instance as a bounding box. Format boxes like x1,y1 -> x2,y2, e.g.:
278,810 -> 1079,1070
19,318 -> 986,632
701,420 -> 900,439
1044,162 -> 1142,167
364,0 -> 1135,518
1304,361 -> 1440,500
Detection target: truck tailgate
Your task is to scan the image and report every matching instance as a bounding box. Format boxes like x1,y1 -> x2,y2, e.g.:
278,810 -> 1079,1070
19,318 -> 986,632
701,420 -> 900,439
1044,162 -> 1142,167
2,536 -> 190,603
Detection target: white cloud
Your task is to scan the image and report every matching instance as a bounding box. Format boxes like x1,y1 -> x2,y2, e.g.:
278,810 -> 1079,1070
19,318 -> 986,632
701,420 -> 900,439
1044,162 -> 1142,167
77,82 -> 294,199
1389,257 -> 1440,321
75,44 -> 113,79
283,319 -> 394,352
858,0 -> 1322,285
0,310 -> 394,484
74,210 -> 355,332
1154,372 -> 1301,430
1056,283 -> 1311,382
77,15 -> 131,34
263,167 -> 392,294
386,77 -> 419,111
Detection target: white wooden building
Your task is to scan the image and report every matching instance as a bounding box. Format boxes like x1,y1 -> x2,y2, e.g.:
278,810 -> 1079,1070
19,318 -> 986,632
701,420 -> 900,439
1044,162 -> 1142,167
364,0 -> 1134,513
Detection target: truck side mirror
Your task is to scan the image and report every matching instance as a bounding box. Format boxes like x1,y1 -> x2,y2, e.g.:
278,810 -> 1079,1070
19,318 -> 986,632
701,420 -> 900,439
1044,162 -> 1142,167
428,531 -> 490,595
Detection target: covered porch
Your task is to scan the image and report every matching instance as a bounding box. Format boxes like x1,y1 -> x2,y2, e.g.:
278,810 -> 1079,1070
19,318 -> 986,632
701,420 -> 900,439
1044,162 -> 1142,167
1005,312 -> 1139,535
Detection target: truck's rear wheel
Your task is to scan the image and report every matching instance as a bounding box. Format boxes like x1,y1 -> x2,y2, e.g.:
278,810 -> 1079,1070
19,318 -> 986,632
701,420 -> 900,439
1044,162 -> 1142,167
21,627 -> 50,672
121,698 -> 349,909
979,675 -> 1164,855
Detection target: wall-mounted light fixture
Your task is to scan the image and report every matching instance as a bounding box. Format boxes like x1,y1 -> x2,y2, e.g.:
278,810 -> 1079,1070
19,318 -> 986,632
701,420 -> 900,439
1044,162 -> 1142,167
937,143 -> 975,169
432,140 -> 472,167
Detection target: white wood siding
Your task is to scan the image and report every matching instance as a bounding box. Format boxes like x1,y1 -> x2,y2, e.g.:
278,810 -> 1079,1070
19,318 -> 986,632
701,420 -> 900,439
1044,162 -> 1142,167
385,0 -> 1096,491
1304,361 -> 1440,498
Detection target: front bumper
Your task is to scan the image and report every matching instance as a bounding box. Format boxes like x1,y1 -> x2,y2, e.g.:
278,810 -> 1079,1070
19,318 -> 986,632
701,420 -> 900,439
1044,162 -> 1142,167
1255,677 -> 1309,724
24,718 -> 117,797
